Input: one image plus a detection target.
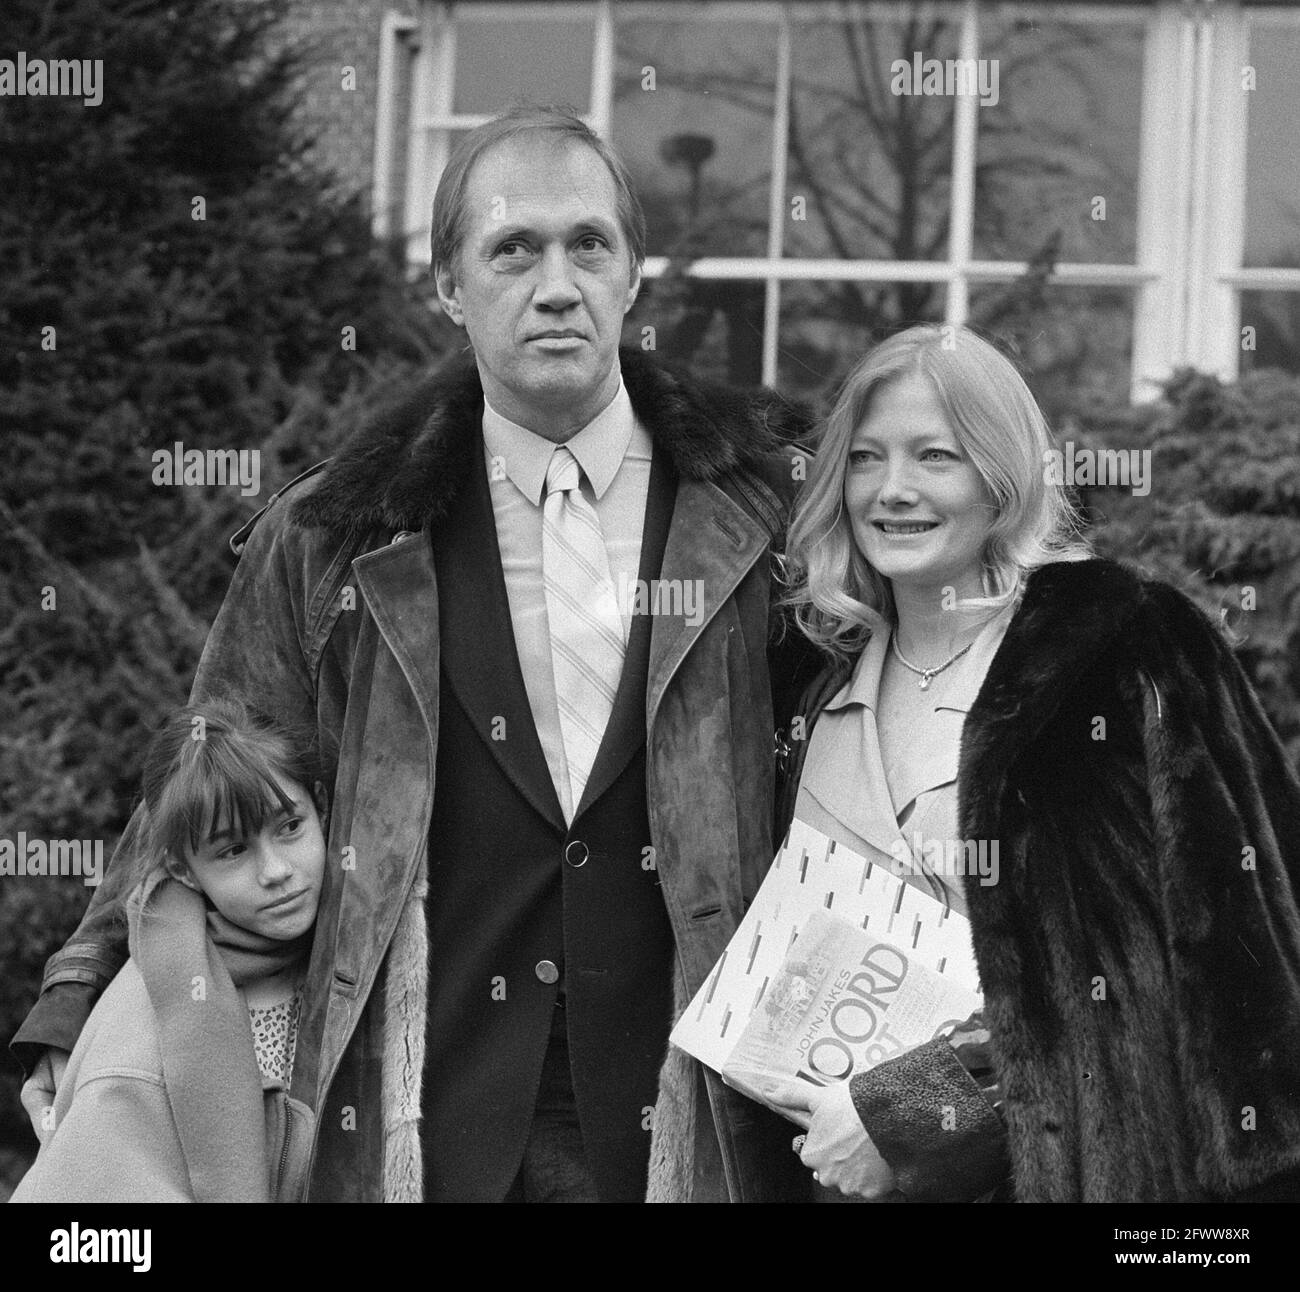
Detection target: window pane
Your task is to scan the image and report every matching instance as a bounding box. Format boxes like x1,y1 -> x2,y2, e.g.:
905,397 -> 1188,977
785,16 -> 960,263
613,18 -> 777,258
1240,291 -> 1300,376
975,19 -> 1144,263
778,282 -> 1134,420
1244,28 -> 1300,270
776,279 -> 947,409
453,18 -> 594,115
406,128 -> 479,260
966,283 -> 1134,423
625,278 -> 766,388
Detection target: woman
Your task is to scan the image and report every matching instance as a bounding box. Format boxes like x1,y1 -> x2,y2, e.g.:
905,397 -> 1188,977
766,324 -> 1300,1203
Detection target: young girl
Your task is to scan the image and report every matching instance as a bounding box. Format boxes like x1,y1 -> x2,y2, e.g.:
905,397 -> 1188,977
11,700 -> 324,1203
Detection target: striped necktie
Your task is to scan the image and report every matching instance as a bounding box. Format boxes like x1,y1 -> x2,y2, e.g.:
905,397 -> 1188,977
542,445 -> 627,815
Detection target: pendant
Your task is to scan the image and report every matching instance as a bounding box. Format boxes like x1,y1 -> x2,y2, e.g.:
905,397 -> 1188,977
920,672 -> 933,690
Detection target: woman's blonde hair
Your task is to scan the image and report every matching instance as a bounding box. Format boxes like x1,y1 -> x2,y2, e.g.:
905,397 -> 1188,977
784,324 -> 1090,663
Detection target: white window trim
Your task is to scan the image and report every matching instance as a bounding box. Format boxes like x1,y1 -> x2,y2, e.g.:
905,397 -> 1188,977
1132,0 -> 1196,399
372,11 -> 419,243
1185,2 -> 1249,383
761,10 -> 793,386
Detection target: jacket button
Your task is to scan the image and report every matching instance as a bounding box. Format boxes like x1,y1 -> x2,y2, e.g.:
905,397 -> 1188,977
564,840 -> 589,868
535,959 -> 560,985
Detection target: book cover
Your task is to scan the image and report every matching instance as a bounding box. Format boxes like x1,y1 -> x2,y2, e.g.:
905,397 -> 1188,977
670,820 -> 982,1075
720,908 -> 983,1112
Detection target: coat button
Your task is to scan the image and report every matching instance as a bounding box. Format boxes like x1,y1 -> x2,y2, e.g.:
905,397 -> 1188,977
564,840 -> 589,868
535,960 -> 560,985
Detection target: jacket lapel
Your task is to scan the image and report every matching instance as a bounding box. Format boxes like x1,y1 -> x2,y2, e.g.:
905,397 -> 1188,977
350,534 -> 441,741
573,449 -> 676,818
646,478 -> 772,733
434,438 -> 567,833
809,633 -> 912,858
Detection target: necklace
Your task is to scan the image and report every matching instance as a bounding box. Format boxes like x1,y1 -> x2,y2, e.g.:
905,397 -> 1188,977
890,631 -> 973,690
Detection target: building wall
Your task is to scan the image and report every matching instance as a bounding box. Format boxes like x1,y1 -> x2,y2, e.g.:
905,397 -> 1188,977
280,0 -> 417,206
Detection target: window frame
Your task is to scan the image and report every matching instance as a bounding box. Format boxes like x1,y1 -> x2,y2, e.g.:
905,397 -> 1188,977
376,0 -> 1300,399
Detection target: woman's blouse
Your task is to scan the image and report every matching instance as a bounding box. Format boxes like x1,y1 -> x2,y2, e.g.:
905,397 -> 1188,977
794,605 -> 1015,920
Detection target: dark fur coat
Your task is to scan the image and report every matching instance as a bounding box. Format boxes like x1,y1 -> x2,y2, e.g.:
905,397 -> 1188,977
966,558 -> 1300,1200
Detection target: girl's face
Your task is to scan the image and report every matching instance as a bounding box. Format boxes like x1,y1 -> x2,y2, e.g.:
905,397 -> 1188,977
173,777 -> 325,941
843,372 -> 994,601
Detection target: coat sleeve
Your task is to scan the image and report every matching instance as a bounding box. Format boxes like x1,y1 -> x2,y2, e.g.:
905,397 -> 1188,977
848,1011 -> 1011,1202
9,496 -> 323,1075
1141,583 -> 1300,1198
9,1074 -> 194,1203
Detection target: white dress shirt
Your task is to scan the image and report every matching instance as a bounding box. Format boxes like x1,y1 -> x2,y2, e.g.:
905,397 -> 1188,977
481,377 -> 653,822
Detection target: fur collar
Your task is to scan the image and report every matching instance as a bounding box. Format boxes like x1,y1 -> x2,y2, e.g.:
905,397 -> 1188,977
960,556 -> 1156,797
291,348 -> 811,537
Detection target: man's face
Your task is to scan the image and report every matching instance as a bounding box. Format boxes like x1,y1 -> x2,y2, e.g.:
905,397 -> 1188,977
435,136 -> 641,442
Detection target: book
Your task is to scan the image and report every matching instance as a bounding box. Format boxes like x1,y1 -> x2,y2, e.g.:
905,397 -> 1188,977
669,819 -> 983,1115
720,908 -> 983,1111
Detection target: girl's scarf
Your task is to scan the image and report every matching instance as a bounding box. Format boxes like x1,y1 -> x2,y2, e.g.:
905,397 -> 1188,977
127,872 -> 309,1202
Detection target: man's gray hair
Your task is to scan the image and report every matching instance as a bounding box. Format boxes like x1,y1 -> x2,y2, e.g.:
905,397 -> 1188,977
429,103 -> 648,280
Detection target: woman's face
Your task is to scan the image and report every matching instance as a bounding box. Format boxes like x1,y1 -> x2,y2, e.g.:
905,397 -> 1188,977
843,372 -> 994,601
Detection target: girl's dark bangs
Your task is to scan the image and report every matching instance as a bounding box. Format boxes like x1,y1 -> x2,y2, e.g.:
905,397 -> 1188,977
154,741 -> 297,862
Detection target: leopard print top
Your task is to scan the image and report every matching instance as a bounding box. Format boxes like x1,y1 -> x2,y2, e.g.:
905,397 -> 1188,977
248,989 -> 302,1084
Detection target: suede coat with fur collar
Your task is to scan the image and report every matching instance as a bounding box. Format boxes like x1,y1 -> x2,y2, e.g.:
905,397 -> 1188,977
18,349 -> 817,1203
783,558 -> 1300,1201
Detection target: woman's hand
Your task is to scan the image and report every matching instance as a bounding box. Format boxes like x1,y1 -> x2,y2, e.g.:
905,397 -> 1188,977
764,1077 -> 900,1200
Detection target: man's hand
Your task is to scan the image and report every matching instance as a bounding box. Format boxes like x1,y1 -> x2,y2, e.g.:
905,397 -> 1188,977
764,1077 -> 900,1200
20,1047 -> 69,1144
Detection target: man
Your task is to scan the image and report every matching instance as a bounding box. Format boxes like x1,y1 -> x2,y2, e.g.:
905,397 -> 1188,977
15,105 -> 815,1202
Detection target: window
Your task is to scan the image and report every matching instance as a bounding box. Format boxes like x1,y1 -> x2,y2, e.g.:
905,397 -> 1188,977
1239,11 -> 1300,375
375,1 -> 1300,410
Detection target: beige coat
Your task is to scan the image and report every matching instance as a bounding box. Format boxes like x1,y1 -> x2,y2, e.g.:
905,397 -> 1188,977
11,878 -> 314,1204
